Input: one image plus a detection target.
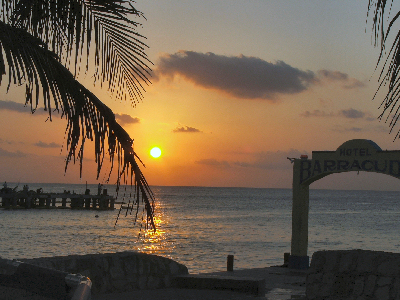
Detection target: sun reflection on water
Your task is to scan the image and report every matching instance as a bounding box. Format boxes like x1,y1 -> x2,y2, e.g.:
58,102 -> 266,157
133,198 -> 173,255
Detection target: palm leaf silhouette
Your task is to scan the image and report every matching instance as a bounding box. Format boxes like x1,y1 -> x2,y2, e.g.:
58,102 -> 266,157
369,0 -> 400,138
0,0 -> 154,230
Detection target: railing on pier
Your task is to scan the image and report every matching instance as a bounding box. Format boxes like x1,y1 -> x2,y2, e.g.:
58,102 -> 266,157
0,188 -> 115,210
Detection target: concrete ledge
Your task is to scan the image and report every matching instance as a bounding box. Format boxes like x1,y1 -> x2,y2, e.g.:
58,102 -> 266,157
0,258 -> 91,300
173,274 -> 265,296
21,251 -> 188,295
289,255 -> 309,270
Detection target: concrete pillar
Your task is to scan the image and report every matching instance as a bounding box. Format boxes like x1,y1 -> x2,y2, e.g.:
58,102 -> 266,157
70,198 -> 77,208
52,198 -> 56,207
79,198 -> 84,208
62,198 -> 67,207
46,197 -> 51,208
99,197 -> 105,209
227,255 -> 234,272
290,159 -> 310,269
12,197 -> 17,208
4,196 -> 10,208
26,197 -> 32,208
85,198 -> 91,209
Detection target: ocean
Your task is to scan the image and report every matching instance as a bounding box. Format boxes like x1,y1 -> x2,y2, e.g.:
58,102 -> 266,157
1,183 -> 400,274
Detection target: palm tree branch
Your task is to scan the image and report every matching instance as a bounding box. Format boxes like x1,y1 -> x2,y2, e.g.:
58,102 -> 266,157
367,0 -> 400,138
0,20 -> 155,229
7,0 -> 152,104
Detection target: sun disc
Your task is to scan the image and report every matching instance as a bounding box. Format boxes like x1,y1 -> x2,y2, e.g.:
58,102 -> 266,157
150,147 -> 162,158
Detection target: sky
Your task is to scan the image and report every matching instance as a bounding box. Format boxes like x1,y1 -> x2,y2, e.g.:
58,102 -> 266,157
2,1 -> 400,190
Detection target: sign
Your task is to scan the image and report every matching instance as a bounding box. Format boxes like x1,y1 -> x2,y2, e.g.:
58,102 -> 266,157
298,139 -> 400,185
289,139 -> 400,269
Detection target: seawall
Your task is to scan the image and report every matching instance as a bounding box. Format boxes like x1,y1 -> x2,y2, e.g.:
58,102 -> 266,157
20,251 -> 188,295
306,249 -> 400,300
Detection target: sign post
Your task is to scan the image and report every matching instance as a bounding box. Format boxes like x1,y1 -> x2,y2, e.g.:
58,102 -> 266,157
290,139 -> 400,269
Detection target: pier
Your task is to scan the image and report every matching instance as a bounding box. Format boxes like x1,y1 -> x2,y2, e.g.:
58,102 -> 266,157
0,186 -> 115,210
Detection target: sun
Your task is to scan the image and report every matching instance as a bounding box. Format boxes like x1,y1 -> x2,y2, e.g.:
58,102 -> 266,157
150,147 -> 162,158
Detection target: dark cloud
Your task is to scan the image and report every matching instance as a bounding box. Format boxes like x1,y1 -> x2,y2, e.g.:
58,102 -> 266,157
155,51 -> 316,100
317,70 -> 365,89
173,125 -> 202,133
34,141 -> 61,148
339,108 -> 365,119
0,138 -> 16,145
301,108 -> 373,121
333,123 -> 388,133
300,110 -> 334,118
347,127 -> 363,132
115,113 -> 140,126
318,70 -> 349,81
0,100 -> 48,114
343,80 -> 366,89
196,149 -> 305,170
196,159 -> 230,168
332,126 -> 364,133
0,148 -> 26,157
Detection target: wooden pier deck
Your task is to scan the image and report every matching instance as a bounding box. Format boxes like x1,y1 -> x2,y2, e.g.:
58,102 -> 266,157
0,188 -> 116,210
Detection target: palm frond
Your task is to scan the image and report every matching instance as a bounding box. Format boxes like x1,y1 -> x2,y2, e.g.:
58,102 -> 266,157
0,20 -> 155,229
368,0 -> 400,138
6,0 -> 152,104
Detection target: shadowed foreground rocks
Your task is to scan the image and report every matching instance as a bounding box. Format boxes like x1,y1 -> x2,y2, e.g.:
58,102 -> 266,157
306,249 -> 400,300
21,251 -> 188,295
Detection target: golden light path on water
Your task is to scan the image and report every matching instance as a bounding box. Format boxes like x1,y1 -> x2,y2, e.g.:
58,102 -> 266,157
119,198 -> 171,255
139,210 -> 167,253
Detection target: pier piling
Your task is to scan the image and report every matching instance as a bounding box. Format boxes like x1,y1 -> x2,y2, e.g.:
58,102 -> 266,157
0,190 -> 116,210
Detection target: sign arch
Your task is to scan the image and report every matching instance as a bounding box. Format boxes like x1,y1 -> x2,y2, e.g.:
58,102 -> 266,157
289,139 -> 400,269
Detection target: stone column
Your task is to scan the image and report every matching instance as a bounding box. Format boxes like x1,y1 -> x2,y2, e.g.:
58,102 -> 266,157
290,159 -> 310,269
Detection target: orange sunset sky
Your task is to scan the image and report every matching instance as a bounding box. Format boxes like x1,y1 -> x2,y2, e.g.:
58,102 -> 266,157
1,1 -> 400,190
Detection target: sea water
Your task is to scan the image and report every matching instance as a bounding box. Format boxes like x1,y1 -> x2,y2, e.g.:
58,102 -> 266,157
0,183 -> 400,273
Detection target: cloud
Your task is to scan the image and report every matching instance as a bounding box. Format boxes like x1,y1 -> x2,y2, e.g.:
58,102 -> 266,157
300,110 -> 334,118
339,108 -> 365,119
155,51 -> 316,100
301,108 -> 374,121
0,100 -> 48,114
195,149 -> 305,170
115,113 -> 140,126
0,138 -> 16,145
236,149 -> 304,170
317,70 -> 365,89
173,125 -> 202,133
34,141 -> 61,148
0,148 -> 26,157
318,70 -> 348,81
332,126 -> 364,133
332,123 -> 388,133
196,159 -> 230,168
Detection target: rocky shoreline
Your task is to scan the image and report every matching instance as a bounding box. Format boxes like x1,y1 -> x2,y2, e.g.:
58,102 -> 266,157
20,251 -> 188,295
